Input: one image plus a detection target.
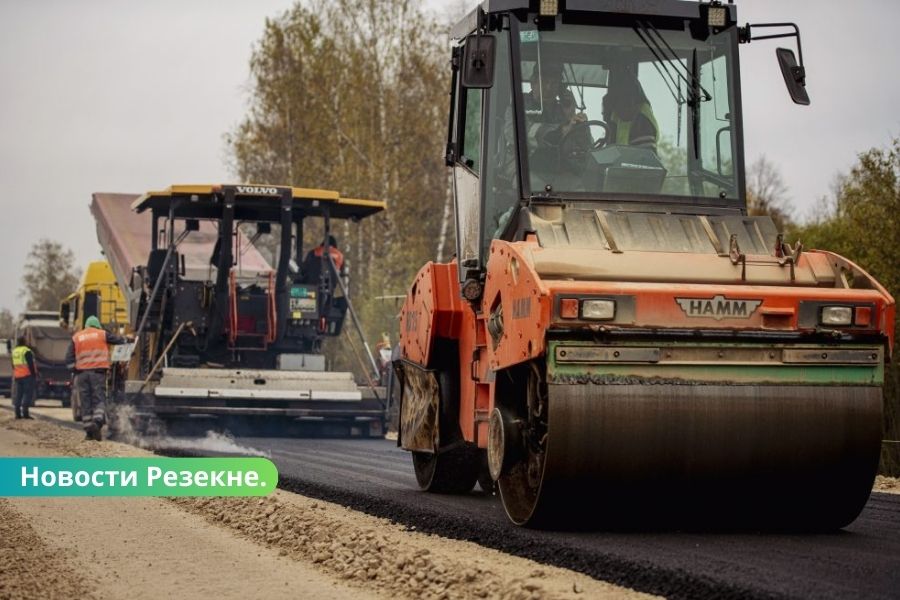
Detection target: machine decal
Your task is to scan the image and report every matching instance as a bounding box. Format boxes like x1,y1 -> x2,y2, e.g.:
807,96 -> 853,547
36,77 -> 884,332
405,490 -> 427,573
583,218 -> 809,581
675,296 -> 762,320
405,310 -> 419,332
511,297 -> 531,319
235,185 -> 280,195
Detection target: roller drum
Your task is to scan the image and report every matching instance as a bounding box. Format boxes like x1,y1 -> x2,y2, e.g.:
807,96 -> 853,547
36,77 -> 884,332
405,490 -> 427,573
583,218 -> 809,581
499,384 -> 883,529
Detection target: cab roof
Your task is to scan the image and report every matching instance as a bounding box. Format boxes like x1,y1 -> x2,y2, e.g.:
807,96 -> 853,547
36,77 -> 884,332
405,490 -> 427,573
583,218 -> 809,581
452,0 -> 728,40
132,184 -> 385,222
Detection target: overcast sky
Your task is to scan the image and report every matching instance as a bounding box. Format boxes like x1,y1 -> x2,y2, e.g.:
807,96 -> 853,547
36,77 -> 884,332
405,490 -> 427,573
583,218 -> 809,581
2,0 -> 898,315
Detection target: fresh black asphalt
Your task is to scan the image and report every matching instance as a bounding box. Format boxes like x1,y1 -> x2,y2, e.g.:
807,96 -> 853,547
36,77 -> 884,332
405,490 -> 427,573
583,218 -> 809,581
233,436 -> 900,600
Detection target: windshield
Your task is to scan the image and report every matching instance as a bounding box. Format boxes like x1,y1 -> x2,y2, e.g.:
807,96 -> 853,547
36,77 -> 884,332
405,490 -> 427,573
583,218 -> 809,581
517,19 -> 739,200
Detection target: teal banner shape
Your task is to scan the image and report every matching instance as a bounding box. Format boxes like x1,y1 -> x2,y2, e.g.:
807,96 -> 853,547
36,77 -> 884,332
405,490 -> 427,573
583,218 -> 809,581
0,457 -> 278,497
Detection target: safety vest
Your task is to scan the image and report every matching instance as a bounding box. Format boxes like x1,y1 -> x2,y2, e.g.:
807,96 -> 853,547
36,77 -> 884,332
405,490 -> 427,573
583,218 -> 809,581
612,102 -> 659,147
11,345 -> 33,379
73,328 -> 111,371
313,246 -> 345,271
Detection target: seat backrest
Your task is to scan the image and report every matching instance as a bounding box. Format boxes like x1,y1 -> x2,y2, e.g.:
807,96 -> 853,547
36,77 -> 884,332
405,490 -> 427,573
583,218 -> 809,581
146,248 -> 178,287
301,251 -> 328,286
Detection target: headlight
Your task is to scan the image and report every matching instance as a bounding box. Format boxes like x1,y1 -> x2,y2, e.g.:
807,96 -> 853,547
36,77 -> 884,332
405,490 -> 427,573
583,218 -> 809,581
539,0 -> 558,17
581,299 -> 616,320
820,306 -> 852,326
707,5 -> 727,28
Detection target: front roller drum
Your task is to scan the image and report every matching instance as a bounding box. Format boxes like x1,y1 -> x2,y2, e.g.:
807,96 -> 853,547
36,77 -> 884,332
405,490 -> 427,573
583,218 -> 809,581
497,379 -> 883,529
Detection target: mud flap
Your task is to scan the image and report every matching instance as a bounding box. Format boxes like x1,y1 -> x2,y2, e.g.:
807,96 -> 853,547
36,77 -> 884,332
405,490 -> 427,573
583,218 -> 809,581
397,361 -> 440,453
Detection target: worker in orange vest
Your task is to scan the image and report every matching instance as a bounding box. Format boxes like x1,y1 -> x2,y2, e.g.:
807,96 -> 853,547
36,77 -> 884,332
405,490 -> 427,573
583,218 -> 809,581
302,235 -> 347,320
304,235 -> 345,277
65,316 -> 128,441
11,337 -> 37,419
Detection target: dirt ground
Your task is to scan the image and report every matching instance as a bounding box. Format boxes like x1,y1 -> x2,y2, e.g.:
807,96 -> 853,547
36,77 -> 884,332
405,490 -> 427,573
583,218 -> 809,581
0,408 -> 653,600
875,475 -> 900,494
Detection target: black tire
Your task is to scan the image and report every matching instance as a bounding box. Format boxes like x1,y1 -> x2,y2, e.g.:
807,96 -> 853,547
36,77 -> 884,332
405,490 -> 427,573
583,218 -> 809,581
413,445 -> 479,494
411,342 -> 478,494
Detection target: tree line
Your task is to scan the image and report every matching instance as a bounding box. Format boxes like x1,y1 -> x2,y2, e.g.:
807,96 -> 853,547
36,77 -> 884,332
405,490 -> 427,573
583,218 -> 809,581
226,0 -> 454,371
0,239 -> 81,339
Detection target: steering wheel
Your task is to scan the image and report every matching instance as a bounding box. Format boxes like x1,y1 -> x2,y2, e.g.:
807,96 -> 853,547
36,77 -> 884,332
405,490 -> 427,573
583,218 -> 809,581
559,120 -> 609,168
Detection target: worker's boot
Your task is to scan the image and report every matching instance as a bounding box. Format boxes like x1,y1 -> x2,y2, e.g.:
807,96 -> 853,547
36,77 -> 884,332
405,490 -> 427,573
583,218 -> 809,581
14,408 -> 22,419
22,408 -> 33,420
92,420 -> 103,441
84,422 -> 98,441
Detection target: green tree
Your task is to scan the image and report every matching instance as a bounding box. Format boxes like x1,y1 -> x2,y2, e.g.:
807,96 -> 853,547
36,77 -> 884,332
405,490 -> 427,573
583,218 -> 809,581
228,0 -> 450,373
20,239 -> 81,312
793,139 -> 900,475
0,308 -> 14,339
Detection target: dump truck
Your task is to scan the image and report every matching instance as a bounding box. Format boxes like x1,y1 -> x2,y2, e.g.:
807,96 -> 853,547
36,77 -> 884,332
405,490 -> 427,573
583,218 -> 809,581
14,311 -> 72,405
60,261 -> 129,334
60,260 -> 132,421
0,339 -> 12,398
92,185 -> 387,435
395,0 -> 895,529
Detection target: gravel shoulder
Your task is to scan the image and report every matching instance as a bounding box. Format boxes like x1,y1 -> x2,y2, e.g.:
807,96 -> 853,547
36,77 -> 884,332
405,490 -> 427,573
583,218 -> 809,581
0,422 -> 380,600
874,475 -> 900,494
0,497 -> 96,600
0,409 -> 653,600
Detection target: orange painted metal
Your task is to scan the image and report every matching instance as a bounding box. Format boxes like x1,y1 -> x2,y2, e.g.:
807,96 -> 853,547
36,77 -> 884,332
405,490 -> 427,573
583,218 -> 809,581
398,262 -> 466,367
482,241 -> 552,373
400,238 -> 896,450
549,281 -> 889,327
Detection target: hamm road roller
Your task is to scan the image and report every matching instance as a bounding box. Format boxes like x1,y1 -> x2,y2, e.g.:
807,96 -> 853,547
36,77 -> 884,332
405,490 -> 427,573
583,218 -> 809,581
395,0 -> 896,528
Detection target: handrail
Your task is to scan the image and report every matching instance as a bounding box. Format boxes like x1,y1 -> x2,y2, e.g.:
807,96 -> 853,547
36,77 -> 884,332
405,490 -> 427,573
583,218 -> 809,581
228,269 -> 238,347
266,271 -> 277,344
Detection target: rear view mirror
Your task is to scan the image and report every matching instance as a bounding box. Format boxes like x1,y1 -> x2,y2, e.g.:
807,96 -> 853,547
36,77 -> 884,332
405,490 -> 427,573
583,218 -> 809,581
461,35 -> 495,89
776,48 -> 810,105
740,23 -> 810,106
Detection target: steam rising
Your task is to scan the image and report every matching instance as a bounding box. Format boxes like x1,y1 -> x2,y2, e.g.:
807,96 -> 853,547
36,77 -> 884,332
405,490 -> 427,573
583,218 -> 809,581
110,405 -> 271,457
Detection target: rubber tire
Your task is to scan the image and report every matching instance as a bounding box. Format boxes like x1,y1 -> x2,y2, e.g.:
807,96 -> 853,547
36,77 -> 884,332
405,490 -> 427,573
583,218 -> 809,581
413,445 -> 479,494
411,343 -> 478,494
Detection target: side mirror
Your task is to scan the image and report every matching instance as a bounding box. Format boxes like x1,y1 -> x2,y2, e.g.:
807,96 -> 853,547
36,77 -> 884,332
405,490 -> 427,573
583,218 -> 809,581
461,34 -> 495,89
776,47 -> 810,105
59,303 -> 70,328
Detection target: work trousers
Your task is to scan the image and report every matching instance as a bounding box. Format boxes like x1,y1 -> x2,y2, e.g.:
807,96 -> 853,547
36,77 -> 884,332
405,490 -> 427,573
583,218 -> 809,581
13,376 -> 35,415
75,370 -> 107,429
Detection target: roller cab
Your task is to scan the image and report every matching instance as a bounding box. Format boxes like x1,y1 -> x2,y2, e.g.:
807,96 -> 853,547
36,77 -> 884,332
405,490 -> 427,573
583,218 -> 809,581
396,0 -> 895,528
